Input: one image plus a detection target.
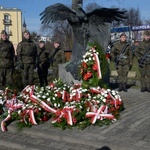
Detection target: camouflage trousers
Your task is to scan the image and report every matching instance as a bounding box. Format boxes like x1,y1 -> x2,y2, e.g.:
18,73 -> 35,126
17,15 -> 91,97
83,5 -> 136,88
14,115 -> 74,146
0,67 -> 13,89
22,64 -> 35,87
139,63 -> 150,88
116,64 -> 130,84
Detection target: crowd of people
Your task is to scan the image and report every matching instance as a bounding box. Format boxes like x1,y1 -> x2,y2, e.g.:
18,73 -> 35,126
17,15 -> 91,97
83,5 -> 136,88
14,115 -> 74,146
0,29 -> 149,93
110,31 -> 150,92
0,29 -> 66,90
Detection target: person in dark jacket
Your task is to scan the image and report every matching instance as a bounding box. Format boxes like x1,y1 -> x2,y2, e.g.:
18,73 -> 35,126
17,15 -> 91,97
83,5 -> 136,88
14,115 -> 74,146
37,41 -> 50,87
16,30 -> 37,87
0,30 -> 15,89
134,30 -> 150,92
110,33 -> 133,92
50,41 -> 66,80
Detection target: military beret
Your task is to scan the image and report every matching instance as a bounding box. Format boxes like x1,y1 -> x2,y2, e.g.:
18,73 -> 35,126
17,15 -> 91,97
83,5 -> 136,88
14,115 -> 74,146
120,32 -> 126,37
144,30 -> 150,36
23,30 -> 30,34
1,30 -> 7,35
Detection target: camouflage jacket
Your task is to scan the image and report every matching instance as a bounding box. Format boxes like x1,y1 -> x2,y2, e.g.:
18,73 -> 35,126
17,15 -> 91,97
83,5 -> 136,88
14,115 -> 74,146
50,47 -> 66,67
16,39 -> 37,64
110,41 -> 133,65
37,46 -> 50,64
0,39 -> 15,68
134,40 -> 150,64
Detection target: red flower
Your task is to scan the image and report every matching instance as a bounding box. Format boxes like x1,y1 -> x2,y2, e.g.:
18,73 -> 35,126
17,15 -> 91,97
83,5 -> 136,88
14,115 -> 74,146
92,63 -> 97,71
57,92 -> 62,98
72,117 -> 77,123
82,62 -> 87,69
83,72 -> 92,81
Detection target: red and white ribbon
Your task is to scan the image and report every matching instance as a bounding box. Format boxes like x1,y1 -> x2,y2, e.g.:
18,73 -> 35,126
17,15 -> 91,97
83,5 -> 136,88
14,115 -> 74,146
52,107 -> 75,125
86,105 -> 115,124
93,52 -> 102,79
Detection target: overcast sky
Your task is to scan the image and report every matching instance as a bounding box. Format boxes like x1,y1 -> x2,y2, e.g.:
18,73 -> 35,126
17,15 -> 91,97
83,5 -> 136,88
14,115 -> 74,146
1,0 -> 150,34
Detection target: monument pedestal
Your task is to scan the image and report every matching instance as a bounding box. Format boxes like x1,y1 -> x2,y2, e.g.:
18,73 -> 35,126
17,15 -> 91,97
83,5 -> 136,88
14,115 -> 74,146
59,62 -> 81,85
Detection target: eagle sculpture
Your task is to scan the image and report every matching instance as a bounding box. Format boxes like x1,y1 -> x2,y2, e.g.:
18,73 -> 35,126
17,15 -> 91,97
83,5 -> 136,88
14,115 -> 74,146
40,3 -> 126,79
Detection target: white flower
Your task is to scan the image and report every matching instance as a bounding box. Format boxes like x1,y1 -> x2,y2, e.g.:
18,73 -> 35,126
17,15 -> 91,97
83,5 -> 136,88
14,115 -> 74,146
54,103 -> 57,107
22,106 -> 26,110
26,104 -> 29,107
53,97 -> 56,100
83,55 -> 86,58
47,98 -> 50,102
37,95 -> 41,98
54,94 -> 57,97
39,108 -> 41,110
18,110 -> 21,114
46,93 -> 49,96
115,95 -> 119,99
42,95 -> 46,99
107,89 -> 111,92
28,105 -> 33,108
57,103 -> 60,107
104,94 -> 108,97
102,98 -> 106,102
79,105 -> 83,109
88,57 -> 92,61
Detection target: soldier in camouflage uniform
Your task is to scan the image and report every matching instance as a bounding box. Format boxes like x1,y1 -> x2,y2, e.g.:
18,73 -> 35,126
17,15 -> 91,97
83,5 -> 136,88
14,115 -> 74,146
16,30 -> 37,87
50,41 -> 66,80
134,30 -> 150,92
110,33 -> 133,92
0,30 -> 15,89
37,41 -> 50,87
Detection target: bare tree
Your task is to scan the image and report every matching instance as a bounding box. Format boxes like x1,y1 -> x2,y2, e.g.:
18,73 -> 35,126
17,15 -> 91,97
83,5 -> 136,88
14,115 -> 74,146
145,19 -> 150,24
41,20 -> 73,50
123,7 -> 142,26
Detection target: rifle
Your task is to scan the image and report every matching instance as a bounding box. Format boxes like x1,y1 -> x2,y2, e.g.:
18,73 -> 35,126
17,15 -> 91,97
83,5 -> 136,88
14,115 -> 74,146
139,45 -> 150,68
115,43 -> 129,69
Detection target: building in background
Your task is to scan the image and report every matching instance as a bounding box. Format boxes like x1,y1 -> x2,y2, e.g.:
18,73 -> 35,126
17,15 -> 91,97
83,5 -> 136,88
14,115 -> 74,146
22,18 -> 27,33
0,6 -> 22,51
110,25 -> 150,44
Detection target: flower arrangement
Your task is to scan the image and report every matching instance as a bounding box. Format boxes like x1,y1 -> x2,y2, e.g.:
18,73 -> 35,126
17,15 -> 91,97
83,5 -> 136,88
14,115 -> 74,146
0,46 -> 124,131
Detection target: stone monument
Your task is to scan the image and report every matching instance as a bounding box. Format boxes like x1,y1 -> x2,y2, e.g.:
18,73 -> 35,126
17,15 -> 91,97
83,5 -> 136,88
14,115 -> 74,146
40,2 -> 126,83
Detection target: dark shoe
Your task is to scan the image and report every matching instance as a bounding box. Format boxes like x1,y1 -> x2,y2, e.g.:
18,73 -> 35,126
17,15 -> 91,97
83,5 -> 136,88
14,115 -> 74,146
141,87 -> 146,92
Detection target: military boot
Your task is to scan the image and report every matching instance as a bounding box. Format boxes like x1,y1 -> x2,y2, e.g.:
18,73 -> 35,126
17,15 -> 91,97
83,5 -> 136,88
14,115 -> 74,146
141,87 -> 146,92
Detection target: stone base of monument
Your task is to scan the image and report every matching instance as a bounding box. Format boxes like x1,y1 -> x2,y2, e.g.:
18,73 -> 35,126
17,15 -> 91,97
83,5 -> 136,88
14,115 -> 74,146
59,62 -> 81,85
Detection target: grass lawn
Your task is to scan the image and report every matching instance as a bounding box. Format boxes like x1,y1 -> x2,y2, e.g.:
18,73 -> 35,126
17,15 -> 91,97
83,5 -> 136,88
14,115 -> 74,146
109,57 -> 141,89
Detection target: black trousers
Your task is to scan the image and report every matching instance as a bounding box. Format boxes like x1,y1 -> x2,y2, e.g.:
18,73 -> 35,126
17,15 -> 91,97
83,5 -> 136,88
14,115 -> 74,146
37,62 -> 49,87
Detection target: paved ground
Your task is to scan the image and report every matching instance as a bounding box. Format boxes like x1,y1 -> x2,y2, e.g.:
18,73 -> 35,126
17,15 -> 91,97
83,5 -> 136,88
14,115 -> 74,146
0,87 -> 150,150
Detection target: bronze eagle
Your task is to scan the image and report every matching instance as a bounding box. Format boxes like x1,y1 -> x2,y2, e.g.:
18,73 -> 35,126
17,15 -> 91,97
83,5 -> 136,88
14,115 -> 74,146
40,3 -> 127,79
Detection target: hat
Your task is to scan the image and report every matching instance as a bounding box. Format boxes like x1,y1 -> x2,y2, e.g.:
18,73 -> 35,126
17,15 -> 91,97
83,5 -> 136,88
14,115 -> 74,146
1,30 -> 7,35
120,32 -> 126,37
23,30 -> 30,34
144,30 -> 150,36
